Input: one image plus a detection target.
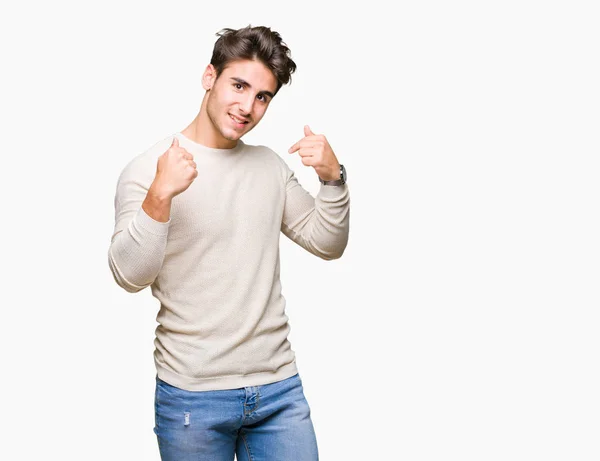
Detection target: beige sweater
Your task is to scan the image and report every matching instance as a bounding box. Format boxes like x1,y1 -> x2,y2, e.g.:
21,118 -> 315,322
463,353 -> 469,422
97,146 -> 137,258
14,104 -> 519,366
108,132 -> 350,391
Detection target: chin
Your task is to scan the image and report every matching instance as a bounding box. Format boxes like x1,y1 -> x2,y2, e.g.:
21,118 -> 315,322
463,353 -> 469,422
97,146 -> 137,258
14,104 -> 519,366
222,127 -> 242,140
223,123 -> 248,139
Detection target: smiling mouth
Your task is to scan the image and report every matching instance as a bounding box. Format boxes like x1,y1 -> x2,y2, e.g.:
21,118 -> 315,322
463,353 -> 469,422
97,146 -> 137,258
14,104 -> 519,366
229,114 -> 249,125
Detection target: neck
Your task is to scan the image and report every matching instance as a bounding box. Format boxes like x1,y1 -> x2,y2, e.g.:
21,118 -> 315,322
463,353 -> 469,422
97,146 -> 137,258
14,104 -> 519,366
181,96 -> 239,150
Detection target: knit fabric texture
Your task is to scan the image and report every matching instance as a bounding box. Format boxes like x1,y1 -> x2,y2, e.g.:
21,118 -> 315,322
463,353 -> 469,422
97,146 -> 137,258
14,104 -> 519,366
108,132 -> 350,391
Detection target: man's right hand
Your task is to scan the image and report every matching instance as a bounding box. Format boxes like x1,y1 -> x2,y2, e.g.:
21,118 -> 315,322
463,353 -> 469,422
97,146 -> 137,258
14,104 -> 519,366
152,137 -> 198,199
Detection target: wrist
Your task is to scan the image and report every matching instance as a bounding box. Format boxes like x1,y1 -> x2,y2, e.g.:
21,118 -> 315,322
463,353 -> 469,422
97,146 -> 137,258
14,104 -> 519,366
318,164 -> 341,181
318,172 -> 341,182
149,181 -> 174,202
319,164 -> 346,185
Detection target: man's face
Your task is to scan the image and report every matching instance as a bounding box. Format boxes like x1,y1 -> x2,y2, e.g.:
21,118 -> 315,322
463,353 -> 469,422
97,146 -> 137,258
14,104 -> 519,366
204,59 -> 278,143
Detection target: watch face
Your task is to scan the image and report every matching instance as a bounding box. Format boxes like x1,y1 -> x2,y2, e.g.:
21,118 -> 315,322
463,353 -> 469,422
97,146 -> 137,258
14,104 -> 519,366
340,164 -> 346,181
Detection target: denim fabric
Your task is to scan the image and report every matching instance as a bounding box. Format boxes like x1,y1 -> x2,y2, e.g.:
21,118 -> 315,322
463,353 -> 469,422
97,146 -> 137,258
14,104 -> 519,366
153,373 -> 319,460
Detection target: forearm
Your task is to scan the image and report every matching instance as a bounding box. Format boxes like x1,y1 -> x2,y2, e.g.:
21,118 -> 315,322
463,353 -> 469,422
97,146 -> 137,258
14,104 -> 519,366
142,182 -> 173,223
282,182 -> 350,260
108,183 -> 172,292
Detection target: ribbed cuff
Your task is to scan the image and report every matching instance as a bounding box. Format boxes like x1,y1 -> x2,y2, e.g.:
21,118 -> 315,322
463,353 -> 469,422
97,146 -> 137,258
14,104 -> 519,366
135,206 -> 171,235
318,181 -> 349,198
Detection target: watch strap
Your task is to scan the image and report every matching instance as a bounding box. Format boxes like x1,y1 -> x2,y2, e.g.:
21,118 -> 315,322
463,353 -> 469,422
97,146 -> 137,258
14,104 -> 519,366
319,164 -> 346,186
320,178 -> 345,186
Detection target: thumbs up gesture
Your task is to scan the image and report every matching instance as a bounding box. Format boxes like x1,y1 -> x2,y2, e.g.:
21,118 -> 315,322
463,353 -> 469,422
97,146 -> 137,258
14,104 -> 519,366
288,125 -> 341,181
153,137 -> 198,199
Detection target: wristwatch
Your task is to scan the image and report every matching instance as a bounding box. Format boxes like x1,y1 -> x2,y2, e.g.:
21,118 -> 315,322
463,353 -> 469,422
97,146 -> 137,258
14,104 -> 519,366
319,164 -> 346,186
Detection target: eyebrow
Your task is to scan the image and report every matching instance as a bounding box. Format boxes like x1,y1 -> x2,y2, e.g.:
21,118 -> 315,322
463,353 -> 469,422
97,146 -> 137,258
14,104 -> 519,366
230,77 -> 275,99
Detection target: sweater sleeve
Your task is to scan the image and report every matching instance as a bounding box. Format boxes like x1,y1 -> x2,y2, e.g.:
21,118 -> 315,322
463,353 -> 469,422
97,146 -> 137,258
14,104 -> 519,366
280,164 -> 350,260
108,164 -> 171,293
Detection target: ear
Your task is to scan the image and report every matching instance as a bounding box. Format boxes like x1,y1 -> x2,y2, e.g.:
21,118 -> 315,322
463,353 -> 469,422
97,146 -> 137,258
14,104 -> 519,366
202,64 -> 217,91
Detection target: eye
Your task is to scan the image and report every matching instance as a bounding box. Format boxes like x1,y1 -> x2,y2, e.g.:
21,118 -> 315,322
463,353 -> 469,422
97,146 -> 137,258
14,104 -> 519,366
232,83 -> 269,103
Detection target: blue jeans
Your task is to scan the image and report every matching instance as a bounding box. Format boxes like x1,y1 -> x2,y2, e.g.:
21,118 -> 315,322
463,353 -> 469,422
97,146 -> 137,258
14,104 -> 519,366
153,373 -> 319,460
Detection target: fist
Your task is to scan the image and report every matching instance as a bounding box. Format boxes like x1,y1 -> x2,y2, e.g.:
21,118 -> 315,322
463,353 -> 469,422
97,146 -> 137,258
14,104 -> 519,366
154,137 -> 198,198
288,125 -> 341,181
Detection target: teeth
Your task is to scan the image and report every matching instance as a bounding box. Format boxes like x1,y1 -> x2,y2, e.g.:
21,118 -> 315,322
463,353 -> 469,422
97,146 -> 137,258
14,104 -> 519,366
230,115 -> 246,124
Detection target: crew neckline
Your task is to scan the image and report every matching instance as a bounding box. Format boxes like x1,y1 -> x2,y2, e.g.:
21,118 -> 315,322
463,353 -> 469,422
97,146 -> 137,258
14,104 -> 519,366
174,132 -> 245,155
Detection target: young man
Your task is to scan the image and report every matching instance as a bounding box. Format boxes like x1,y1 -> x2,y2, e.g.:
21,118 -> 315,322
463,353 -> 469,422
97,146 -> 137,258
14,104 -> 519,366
108,25 -> 350,460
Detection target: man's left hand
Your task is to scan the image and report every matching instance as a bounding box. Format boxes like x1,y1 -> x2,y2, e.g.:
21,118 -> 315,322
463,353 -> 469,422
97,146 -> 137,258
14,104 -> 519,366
288,125 -> 341,181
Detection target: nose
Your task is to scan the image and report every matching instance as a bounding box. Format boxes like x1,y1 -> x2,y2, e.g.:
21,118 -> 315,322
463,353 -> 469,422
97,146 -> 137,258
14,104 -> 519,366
239,94 -> 255,116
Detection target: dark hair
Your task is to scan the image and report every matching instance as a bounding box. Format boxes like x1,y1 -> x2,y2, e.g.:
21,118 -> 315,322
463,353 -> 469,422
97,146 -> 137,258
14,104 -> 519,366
210,25 -> 297,96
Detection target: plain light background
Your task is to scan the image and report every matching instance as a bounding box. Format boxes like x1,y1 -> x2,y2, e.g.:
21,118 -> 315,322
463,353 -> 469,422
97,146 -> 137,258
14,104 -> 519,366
1,0 -> 599,459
